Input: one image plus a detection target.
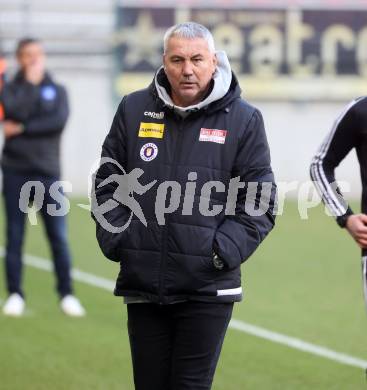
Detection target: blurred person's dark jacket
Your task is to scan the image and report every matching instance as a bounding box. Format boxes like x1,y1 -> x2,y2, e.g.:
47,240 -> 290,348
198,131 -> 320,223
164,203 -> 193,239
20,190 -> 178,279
0,71 -> 69,177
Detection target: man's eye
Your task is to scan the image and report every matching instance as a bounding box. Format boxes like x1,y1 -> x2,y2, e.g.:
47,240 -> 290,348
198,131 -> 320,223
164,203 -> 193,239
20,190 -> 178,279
193,58 -> 202,63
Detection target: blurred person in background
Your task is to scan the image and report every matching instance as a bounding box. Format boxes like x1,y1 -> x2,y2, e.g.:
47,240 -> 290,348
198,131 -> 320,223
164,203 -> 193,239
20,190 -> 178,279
0,48 -> 6,120
0,37 -> 85,317
310,97 -> 367,308
93,22 -> 276,390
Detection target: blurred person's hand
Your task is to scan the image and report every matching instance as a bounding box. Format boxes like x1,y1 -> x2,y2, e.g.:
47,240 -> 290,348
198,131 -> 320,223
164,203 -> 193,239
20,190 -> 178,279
346,214 -> 367,249
3,120 -> 23,138
25,59 -> 45,85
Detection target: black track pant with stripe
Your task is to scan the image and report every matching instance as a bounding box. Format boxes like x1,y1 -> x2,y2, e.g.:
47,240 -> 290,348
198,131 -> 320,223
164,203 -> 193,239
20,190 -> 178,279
362,256 -> 367,309
127,301 -> 233,390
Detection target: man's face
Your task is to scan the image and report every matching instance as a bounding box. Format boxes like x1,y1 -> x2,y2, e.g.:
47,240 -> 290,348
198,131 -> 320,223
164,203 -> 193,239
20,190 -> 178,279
17,42 -> 45,71
163,36 -> 217,107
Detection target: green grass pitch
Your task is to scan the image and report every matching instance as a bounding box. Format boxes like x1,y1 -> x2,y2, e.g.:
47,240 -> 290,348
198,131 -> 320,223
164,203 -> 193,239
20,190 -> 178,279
0,199 -> 366,389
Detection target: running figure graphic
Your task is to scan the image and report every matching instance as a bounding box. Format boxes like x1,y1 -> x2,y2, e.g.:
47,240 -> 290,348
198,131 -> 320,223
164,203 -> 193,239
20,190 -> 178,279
98,167 -> 156,227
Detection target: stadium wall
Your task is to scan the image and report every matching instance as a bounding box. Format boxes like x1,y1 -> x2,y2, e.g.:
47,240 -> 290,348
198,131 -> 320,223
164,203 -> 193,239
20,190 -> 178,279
0,0 -> 363,201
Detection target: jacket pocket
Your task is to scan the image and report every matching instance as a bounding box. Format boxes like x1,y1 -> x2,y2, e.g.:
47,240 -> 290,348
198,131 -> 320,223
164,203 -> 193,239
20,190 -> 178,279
117,249 -> 160,294
165,252 -> 218,296
115,220 -> 162,293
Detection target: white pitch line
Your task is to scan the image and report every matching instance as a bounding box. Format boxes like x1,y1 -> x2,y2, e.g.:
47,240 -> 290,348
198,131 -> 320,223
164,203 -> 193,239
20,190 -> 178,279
0,248 -> 366,369
0,247 -> 115,292
229,319 -> 367,369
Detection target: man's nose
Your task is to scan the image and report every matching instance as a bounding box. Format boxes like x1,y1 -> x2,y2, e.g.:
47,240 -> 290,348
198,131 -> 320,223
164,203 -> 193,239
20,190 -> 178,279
182,61 -> 193,77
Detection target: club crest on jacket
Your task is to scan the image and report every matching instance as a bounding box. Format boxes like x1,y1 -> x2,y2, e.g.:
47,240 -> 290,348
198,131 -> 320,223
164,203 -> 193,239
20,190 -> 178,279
140,143 -> 158,162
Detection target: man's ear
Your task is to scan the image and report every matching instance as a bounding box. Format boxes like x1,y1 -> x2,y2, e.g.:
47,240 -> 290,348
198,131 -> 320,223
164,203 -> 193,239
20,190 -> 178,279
212,53 -> 218,74
163,54 -> 167,71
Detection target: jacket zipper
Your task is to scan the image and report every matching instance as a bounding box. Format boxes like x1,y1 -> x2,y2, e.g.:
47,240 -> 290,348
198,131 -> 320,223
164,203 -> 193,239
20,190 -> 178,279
158,116 -> 185,304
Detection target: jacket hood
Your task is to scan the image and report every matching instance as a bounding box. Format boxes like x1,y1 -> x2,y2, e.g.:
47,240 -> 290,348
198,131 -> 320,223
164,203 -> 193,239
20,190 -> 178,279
153,51 -> 239,117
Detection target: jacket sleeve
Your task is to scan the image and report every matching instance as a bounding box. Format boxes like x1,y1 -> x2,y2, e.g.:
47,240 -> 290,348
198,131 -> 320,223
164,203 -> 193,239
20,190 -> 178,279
213,109 -> 276,270
0,80 -> 39,122
23,85 -> 69,135
310,99 -> 360,227
91,98 -> 131,262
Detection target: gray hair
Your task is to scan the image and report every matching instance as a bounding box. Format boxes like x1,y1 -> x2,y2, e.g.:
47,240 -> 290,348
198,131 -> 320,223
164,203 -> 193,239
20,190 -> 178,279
163,22 -> 215,54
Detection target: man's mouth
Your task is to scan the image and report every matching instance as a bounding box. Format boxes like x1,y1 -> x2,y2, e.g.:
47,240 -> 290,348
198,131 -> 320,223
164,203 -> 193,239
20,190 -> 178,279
180,82 -> 196,88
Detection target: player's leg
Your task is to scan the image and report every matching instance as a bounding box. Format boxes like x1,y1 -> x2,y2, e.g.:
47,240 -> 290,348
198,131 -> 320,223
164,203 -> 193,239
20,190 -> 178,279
39,178 -> 85,316
170,301 -> 233,390
2,168 -> 27,297
39,177 -> 73,298
127,303 -> 173,390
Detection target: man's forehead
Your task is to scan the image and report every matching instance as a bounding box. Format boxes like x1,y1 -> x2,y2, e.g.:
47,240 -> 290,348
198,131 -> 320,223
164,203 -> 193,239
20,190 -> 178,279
20,43 -> 44,54
165,36 -> 213,56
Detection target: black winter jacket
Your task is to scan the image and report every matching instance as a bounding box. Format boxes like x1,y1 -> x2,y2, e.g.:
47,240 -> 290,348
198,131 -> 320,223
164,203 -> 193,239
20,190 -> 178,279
93,71 -> 276,303
0,72 -> 69,177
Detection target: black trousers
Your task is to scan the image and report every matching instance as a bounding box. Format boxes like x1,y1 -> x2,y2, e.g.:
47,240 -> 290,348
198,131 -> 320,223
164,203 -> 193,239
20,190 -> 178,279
127,301 -> 234,390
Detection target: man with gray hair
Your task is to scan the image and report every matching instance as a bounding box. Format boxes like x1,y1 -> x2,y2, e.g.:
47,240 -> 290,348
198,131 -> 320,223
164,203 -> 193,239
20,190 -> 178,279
93,22 -> 276,389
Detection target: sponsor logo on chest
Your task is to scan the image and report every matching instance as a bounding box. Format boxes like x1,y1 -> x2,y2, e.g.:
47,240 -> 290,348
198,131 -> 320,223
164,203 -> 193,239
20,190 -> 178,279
199,128 -> 227,144
144,111 -> 165,119
138,122 -> 164,139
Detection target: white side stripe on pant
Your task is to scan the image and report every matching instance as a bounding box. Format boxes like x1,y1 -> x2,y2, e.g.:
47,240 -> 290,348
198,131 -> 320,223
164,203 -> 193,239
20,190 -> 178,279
362,257 -> 367,309
217,287 -> 242,296
0,247 -> 366,370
